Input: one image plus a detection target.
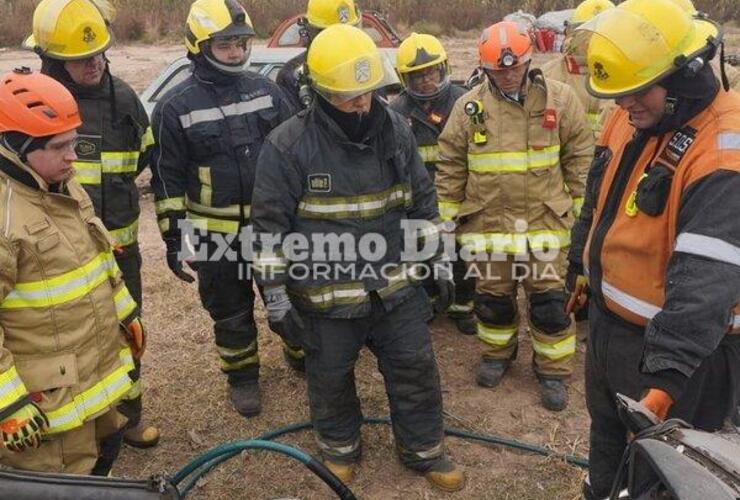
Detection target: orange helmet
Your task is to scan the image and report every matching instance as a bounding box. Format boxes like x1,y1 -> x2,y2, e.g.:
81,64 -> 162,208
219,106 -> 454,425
478,21 -> 533,70
0,69 -> 81,138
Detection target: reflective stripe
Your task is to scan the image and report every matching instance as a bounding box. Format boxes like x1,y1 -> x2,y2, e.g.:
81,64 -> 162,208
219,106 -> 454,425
447,302 -> 474,314
468,145 -> 560,173
179,95 -> 274,129
587,112 -> 600,130
187,213 -> 240,234
477,322 -> 518,346
298,184 -> 411,219
532,335 -> 576,360
602,279 -> 661,320
295,283 -> 368,309
158,218 -> 170,234
717,132 -> 740,150
73,161 -> 102,185
572,197 -> 584,218
0,366 -> 28,410
675,232 -> 740,267
45,349 -> 134,434
101,151 -> 139,173
217,342 -> 257,359
1,252 -> 117,309
438,200 -> 461,221
114,286 -> 137,321
198,167 -> 212,207
459,229 -> 570,254
108,220 -> 139,248
140,126 -> 155,151
155,197 -> 186,215
415,443 -> 444,459
418,144 -> 439,163
253,254 -> 289,274
122,379 -> 143,400
219,355 -> 259,371
317,437 -> 360,456
185,198 -> 249,219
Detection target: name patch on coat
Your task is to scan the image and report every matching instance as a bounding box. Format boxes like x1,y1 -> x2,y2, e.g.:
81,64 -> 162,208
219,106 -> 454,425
308,174 -> 332,192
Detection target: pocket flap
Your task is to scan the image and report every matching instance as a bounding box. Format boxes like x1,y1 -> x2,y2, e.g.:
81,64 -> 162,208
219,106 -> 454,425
36,232 -> 60,253
545,198 -> 573,218
24,218 -> 49,235
16,352 -> 79,392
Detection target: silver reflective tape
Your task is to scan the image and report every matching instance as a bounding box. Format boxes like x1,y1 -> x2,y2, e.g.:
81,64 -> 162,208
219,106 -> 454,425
179,95 -> 273,129
675,232 -> 740,267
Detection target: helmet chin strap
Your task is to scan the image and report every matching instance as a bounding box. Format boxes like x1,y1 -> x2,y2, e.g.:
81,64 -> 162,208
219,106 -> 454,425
202,41 -> 250,75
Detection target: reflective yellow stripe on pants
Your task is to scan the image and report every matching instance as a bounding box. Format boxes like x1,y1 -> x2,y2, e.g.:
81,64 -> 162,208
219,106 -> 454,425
108,219 -> 139,248
459,230 -> 570,254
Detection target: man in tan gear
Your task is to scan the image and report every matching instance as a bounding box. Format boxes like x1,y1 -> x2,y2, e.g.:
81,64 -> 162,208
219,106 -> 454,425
436,21 -> 593,411
0,69 -> 141,475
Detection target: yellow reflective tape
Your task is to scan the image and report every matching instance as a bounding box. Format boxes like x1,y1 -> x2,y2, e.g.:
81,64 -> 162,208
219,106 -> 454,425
187,213 -> 240,234
140,126 -> 155,151
438,201 -> 461,221
45,349 -> 134,434
418,144 -> 439,163
298,184 -> 411,219
572,197 -> 584,218
477,322 -> 518,346
0,366 -> 28,409
198,166 -> 212,207
447,302 -> 474,314
122,379 -> 143,400
293,282 -> 368,310
114,286 -> 137,321
158,218 -> 170,234
459,230 -> 570,254
219,354 -> 259,372
468,145 -> 561,173
185,198 -> 250,218
73,161 -> 102,185
253,254 -> 289,273
532,335 -> 576,361
108,219 -> 139,248
155,197 -> 186,215
101,151 -> 139,173
216,341 -> 257,359
1,252 -> 117,309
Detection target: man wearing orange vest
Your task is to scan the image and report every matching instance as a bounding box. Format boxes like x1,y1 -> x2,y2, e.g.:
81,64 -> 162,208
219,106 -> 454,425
568,1 -> 740,498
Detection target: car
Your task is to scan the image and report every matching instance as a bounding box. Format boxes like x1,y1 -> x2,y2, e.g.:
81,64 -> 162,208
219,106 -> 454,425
266,10 -> 402,48
140,46 -> 400,117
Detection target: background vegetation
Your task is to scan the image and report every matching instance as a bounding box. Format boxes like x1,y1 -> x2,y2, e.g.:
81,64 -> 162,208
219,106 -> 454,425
2,0 -> 739,47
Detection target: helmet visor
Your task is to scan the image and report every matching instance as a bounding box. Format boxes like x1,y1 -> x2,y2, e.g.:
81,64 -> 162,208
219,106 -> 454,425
402,62 -> 450,99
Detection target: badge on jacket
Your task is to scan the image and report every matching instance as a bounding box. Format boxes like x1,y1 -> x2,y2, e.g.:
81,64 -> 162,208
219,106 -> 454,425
308,174 -> 332,193
542,109 -> 557,129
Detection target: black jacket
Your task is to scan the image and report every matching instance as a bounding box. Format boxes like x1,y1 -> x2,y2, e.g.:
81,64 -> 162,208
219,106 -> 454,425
275,50 -> 307,111
251,97 -> 442,318
42,60 -> 152,250
150,59 -> 295,238
389,84 -> 466,176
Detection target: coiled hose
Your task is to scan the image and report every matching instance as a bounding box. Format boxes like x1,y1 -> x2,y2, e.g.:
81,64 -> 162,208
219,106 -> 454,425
171,416 -> 588,498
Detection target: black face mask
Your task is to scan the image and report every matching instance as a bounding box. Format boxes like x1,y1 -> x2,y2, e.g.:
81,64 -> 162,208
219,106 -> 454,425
317,94 -> 374,143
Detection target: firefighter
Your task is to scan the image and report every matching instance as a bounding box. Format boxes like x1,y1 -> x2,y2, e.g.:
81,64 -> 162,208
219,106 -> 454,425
24,0 -> 158,450
0,69 -> 141,475
251,24 -> 465,491
540,0 -> 615,136
390,33 -> 475,335
276,0 -> 361,109
569,0 -> 740,497
436,21 -> 594,411
150,0 -> 295,418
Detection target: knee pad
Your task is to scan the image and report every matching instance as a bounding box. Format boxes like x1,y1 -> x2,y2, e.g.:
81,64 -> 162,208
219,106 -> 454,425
474,293 -> 517,325
529,290 -> 571,334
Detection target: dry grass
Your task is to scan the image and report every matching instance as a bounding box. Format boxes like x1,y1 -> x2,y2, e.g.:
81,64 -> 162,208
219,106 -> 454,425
2,0 -> 740,47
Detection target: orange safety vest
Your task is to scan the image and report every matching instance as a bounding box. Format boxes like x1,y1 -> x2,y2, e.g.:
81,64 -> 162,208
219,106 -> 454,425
584,90 -> 740,331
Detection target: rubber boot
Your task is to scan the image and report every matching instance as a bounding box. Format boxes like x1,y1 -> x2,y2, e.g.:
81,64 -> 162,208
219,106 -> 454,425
476,358 -> 510,388
123,422 -> 160,448
538,378 -> 568,412
424,456 -> 466,492
229,380 -> 261,417
323,459 -> 356,484
453,313 -> 477,335
282,348 -> 305,373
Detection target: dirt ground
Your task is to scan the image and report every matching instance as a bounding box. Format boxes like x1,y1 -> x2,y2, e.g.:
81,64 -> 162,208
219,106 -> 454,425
0,39 -> 587,500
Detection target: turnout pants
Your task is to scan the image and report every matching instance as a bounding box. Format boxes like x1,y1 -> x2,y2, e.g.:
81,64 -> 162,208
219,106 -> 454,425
585,301 -> 740,498
302,288 -> 445,471
0,409 -> 126,475
471,250 -> 575,378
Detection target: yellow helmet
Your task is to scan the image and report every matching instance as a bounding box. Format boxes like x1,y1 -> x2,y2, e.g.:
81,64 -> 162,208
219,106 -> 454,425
580,0 -> 721,98
396,33 -> 451,100
569,0 -> 615,27
185,0 -> 255,56
669,0 -> 698,15
307,24 -> 393,103
306,0 -> 360,29
23,0 -> 114,60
